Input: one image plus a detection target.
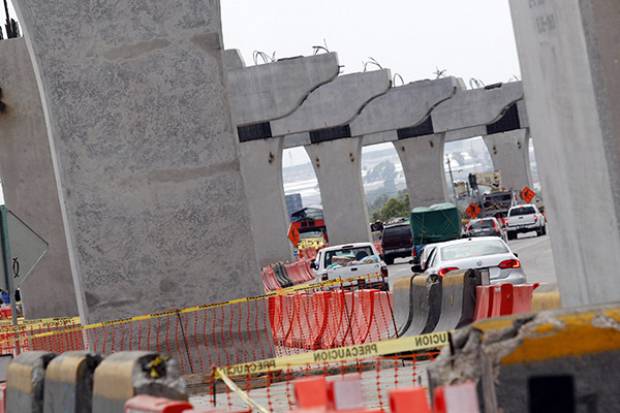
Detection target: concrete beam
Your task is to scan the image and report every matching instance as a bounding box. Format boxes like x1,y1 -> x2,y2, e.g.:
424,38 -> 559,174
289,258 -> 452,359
226,52 -> 340,126
0,38 -> 78,318
351,77 -> 461,138
432,82 -> 524,134
238,138 -> 293,267
14,0 -> 264,323
483,129 -> 533,192
274,69 -> 392,139
510,0 -> 620,306
305,138 -> 370,245
395,134 -> 448,208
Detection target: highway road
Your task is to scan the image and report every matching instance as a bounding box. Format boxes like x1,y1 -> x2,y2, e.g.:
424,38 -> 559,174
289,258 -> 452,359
387,233 -> 557,287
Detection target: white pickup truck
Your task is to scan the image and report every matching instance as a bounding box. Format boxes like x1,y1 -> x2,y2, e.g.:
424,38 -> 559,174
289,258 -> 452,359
312,242 -> 389,290
505,204 -> 546,240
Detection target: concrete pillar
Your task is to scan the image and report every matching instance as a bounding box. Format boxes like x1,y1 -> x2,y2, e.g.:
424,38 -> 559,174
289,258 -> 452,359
305,138 -> 371,245
13,0 -> 263,322
239,138 -> 293,266
510,0 -> 620,305
483,129 -> 533,192
395,134 -> 448,208
0,38 -> 78,318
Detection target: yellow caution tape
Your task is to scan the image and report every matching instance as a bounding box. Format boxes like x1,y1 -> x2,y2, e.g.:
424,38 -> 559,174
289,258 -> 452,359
0,272 -> 386,345
216,331 -> 450,378
216,368 -> 270,413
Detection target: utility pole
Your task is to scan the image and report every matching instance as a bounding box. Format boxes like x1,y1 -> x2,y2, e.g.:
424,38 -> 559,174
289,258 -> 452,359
3,0 -> 17,39
446,157 -> 457,201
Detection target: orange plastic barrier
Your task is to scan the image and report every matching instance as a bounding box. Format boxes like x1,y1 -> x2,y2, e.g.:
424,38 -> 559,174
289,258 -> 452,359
284,260 -> 315,284
475,283 -> 540,321
124,395 -> 193,412
389,387 -> 431,413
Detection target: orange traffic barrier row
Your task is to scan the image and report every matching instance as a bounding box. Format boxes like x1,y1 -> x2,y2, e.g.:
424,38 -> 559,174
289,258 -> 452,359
261,258 -> 316,292
269,289 -> 397,350
474,283 -> 540,321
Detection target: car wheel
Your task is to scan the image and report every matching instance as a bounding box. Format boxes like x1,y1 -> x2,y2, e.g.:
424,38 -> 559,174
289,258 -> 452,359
507,231 -> 516,240
384,256 -> 394,265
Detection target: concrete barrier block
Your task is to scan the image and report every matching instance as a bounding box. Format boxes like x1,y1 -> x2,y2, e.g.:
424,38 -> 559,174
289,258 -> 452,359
430,305 -> 620,412
43,351 -> 102,413
92,352 -> 187,413
6,351 -> 56,413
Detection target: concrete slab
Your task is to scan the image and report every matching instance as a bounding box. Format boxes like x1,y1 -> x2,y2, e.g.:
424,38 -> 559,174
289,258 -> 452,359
510,0 -> 620,306
13,0 -> 263,322
0,38 -> 78,318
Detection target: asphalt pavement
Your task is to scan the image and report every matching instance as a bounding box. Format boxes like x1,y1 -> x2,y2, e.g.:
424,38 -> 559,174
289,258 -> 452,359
387,233 -> 557,288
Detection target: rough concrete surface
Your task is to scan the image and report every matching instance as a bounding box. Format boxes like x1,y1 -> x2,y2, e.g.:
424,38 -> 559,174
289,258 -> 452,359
0,38 -> 78,318
13,0 -> 263,323
510,0 -> 620,306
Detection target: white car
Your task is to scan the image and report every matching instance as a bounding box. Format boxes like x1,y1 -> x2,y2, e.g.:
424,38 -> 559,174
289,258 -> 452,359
423,237 -> 526,285
312,242 -> 389,290
506,204 -> 546,240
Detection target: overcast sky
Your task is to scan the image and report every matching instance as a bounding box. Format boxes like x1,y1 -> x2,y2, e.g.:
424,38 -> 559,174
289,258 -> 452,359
3,0 -> 521,168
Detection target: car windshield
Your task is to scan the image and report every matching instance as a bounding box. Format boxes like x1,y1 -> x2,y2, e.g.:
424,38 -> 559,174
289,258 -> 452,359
325,247 -> 374,266
509,206 -> 536,216
441,240 -> 509,261
470,220 -> 494,229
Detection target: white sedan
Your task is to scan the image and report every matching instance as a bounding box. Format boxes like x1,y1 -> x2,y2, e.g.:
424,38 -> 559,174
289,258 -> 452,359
423,237 -> 526,284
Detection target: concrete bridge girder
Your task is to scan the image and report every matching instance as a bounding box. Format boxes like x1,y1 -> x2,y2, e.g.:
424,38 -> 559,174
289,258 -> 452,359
350,77 -> 462,138
432,81 -> 525,133
305,138 -> 370,245
226,51 -> 340,125
273,69 -> 392,138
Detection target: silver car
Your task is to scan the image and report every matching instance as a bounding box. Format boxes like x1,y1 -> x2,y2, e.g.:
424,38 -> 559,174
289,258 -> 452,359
423,237 -> 526,284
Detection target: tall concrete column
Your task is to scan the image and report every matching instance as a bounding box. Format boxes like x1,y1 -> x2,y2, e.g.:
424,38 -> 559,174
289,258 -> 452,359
239,138 -> 293,266
0,38 -> 78,318
13,0 -> 263,322
483,129 -> 533,192
395,134 -> 448,208
305,138 -> 371,245
510,0 -> 620,305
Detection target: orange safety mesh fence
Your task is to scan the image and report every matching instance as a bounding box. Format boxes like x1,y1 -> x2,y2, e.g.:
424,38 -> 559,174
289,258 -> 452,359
0,284 -> 397,376
194,352 -> 440,413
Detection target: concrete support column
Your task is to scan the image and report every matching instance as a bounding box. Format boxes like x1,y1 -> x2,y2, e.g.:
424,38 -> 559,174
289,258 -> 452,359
483,129 -> 533,192
510,0 -> 620,306
395,134 -> 448,208
239,138 -> 293,267
14,0 -> 263,322
305,138 -> 371,245
0,38 -> 78,318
